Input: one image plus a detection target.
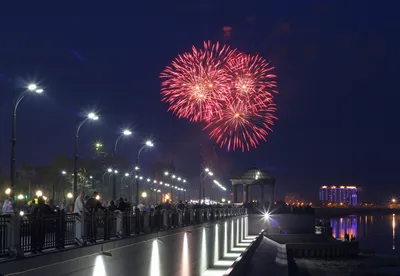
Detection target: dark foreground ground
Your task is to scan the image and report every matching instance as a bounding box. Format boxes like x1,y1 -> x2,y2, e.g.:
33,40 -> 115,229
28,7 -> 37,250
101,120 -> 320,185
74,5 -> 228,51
246,237 -> 400,276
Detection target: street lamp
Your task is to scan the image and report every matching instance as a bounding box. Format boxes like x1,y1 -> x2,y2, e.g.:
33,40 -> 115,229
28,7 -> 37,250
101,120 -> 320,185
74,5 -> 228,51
200,167 -> 212,203
36,190 -> 43,197
102,168 -> 113,186
112,129 -> 132,199
62,170 -> 67,175
10,83 -> 44,191
141,192 -> 147,198
135,140 -> 154,205
74,112 -> 99,199
67,193 -> 73,199
5,188 -> 11,195
17,194 -> 24,200
392,198 -> 397,203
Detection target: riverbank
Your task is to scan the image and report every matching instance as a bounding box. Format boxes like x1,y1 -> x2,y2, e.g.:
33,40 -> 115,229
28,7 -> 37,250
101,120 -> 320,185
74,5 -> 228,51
294,254 -> 400,276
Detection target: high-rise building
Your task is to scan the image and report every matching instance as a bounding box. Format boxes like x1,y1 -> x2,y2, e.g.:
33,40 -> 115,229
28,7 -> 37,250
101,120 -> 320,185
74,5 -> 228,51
319,185 -> 358,206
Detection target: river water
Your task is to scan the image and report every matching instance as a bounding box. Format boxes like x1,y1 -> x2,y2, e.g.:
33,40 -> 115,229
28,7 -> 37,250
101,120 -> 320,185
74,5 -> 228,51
329,214 -> 399,255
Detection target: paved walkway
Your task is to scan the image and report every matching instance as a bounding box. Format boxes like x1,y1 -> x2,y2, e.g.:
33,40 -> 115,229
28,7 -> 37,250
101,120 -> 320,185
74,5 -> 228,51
246,237 -> 288,276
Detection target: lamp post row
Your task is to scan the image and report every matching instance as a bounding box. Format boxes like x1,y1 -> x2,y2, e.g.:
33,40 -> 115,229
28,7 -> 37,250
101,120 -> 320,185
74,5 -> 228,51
9,83 -> 154,202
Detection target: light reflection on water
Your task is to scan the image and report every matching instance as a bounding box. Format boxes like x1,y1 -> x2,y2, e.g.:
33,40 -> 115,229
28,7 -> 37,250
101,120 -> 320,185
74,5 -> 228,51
329,214 -> 399,255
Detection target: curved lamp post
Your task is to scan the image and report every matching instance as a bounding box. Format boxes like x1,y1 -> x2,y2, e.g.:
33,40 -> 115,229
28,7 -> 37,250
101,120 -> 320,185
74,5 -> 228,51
10,84 -> 44,190
135,140 -> 154,205
112,129 -> 132,199
73,112 -> 98,198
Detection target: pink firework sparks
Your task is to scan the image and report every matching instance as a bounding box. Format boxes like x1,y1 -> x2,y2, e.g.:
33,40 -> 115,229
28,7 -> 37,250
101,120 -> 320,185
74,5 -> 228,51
226,53 -> 277,112
160,41 -> 237,122
204,100 -> 278,152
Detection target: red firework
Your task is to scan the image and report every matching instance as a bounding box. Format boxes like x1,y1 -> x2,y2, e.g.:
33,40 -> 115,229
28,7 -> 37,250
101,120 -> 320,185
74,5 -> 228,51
160,41 -> 278,151
226,53 -> 277,112
160,41 -> 237,122
204,100 -> 277,152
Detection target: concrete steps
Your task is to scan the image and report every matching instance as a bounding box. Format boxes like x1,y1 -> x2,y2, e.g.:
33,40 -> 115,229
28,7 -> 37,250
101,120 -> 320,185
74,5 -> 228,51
201,235 -> 258,276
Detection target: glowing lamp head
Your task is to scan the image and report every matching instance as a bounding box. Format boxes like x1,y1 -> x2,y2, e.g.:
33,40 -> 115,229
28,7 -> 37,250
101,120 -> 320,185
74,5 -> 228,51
88,113 -> 99,120
263,212 -> 270,219
135,166 -> 139,171
35,89 -> 44,94
36,190 -> 43,197
141,192 -> 147,198
61,170 -> 67,175
107,168 -> 112,173
172,175 -> 176,179
5,188 -> 11,195
392,198 -> 397,203
145,140 -> 154,147
164,171 -> 169,176
17,194 -> 24,200
125,173 -> 129,177
67,193 -> 73,199
122,129 -> 132,136
208,172 -> 213,176
95,195 -> 100,200
147,178 -> 151,182
114,170 -> 118,174
205,168 -> 210,172
27,84 -> 37,91
19,210 -> 24,216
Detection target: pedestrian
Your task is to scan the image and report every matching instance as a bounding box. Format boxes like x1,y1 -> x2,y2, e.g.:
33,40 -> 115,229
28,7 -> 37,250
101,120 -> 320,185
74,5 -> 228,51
85,191 -> 105,242
2,199 -> 13,214
74,190 -> 87,245
108,200 -> 117,212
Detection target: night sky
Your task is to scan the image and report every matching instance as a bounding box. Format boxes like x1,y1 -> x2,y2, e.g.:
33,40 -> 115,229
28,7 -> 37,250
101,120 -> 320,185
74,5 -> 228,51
0,1 -> 399,202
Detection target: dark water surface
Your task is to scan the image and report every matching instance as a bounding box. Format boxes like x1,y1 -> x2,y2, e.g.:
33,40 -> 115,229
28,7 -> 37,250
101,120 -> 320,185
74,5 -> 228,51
329,214 -> 399,255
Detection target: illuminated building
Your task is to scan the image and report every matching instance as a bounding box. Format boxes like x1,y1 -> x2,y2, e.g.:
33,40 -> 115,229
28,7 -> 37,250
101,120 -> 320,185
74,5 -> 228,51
319,185 -> 358,206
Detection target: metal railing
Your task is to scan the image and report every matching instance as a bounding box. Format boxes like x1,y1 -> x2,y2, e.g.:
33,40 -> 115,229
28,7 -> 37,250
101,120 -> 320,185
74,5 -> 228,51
0,207 -> 247,258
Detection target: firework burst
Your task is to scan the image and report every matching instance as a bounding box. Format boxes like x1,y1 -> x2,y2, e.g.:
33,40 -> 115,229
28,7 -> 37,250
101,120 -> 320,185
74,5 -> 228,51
226,53 -> 277,111
160,41 -> 237,122
204,100 -> 277,151
160,41 -> 278,151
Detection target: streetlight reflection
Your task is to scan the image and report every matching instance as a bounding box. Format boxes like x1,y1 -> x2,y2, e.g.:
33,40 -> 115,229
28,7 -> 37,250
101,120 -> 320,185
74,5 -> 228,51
150,240 -> 160,276
201,228 -> 207,273
181,232 -> 190,276
214,224 -> 219,265
92,255 -> 106,276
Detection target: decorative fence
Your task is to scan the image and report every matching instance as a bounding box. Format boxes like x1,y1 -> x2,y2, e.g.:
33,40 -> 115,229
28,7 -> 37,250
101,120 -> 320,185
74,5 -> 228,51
0,207 -> 246,258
